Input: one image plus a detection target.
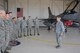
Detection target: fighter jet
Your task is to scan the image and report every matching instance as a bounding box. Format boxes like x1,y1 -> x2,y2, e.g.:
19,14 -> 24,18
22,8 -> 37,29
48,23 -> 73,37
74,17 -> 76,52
41,0 -> 80,30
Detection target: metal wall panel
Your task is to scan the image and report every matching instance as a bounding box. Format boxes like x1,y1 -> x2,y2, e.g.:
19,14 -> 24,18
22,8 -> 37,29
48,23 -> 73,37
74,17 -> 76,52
0,0 -> 4,10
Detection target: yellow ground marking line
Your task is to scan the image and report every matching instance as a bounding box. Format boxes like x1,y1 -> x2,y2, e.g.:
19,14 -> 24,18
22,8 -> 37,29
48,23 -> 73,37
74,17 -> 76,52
25,36 -> 80,46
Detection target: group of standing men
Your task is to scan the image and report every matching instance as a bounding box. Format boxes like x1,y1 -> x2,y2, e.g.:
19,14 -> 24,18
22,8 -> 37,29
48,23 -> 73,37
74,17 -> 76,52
18,16 -> 40,37
0,9 -> 66,53
0,10 -> 12,53
0,10 -> 40,53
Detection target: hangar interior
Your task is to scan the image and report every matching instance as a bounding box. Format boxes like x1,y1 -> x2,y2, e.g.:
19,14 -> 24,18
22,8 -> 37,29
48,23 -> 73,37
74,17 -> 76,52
0,0 -> 80,53
8,0 -> 80,26
8,0 -> 80,18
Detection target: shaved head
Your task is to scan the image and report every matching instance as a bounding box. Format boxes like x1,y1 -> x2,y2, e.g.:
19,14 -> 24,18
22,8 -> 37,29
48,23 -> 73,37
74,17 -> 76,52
0,10 -> 5,14
0,10 -> 6,19
0,10 -> 6,16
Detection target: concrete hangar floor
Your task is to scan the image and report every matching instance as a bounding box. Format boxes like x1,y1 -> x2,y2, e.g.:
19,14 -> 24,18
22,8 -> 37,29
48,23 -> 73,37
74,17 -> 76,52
9,27 -> 80,53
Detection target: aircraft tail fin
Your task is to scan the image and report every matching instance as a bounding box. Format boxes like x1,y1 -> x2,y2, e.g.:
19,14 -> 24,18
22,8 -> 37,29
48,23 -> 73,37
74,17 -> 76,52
48,7 -> 55,19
